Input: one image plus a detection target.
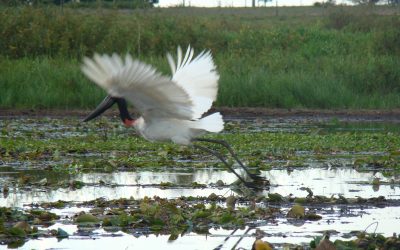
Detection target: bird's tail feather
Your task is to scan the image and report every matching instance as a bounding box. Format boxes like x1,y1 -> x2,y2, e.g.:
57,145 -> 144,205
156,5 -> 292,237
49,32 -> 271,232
193,112 -> 224,133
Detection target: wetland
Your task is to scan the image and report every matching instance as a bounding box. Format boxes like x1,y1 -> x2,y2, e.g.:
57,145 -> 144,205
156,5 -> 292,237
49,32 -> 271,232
0,111 -> 399,249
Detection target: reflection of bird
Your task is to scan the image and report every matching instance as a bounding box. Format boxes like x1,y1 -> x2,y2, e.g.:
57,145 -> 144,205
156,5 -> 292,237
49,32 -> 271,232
81,46 -> 265,188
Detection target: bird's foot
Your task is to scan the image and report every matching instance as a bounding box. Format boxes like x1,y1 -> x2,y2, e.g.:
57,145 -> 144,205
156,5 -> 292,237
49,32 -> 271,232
243,176 -> 270,191
246,171 -> 270,187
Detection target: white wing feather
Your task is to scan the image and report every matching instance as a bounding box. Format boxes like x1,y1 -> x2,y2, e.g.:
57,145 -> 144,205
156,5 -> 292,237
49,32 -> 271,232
82,53 -> 194,120
167,46 -> 219,119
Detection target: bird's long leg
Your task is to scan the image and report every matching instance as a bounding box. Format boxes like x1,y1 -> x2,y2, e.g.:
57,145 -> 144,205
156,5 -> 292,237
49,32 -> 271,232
231,227 -> 253,250
193,144 -> 254,188
212,228 -> 239,250
193,138 -> 265,183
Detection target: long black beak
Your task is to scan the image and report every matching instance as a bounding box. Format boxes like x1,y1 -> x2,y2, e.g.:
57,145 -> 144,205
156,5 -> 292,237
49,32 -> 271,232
83,95 -> 117,122
83,95 -> 134,124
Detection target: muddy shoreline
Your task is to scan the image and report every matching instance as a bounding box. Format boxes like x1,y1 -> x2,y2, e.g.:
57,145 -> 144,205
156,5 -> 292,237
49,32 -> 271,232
1,107 -> 400,122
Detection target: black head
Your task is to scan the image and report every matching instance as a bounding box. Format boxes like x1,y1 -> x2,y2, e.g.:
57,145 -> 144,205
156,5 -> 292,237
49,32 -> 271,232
83,95 -> 135,126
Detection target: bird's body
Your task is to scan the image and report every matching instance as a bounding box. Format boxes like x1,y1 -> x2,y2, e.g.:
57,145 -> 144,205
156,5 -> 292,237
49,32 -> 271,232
82,46 -> 223,145
133,112 -> 223,145
82,46 -> 267,188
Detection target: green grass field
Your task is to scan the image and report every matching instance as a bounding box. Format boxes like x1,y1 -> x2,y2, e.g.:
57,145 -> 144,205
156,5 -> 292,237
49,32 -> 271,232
0,6 -> 399,109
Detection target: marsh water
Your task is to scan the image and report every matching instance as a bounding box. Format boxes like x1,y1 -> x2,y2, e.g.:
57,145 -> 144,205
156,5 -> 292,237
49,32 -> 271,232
0,113 -> 399,249
1,167 -> 399,207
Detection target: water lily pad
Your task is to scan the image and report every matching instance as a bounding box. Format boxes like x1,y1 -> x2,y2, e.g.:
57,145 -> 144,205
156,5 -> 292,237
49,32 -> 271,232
13,221 -> 31,233
268,193 -> 284,202
56,228 -> 69,239
287,204 -> 305,219
208,193 -> 218,201
252,239 -> 272,250
8,227 -> 26,237
215,180 -> 225,186
226,195 -> 236,210
305,213 -> 322,221
75,213 -> 100,224
30,210 -> 59,222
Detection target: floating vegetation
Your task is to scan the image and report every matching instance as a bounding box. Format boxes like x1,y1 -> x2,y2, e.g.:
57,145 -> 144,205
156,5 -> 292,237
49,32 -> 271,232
0,193 -> 399,248
310,233 -> 400,250
0,116 -> 399,248
0,207 -> 59,247
1,117 -> 399,175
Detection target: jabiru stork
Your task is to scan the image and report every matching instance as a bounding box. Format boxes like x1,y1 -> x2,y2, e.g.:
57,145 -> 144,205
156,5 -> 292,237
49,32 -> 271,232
81,46 -> 266,188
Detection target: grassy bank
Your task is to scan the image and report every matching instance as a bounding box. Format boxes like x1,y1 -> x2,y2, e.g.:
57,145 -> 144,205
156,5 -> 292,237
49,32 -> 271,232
0,6 -> 399,109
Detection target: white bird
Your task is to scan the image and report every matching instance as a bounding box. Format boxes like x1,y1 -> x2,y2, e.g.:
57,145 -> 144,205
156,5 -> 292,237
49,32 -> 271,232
81,46 -> 266,188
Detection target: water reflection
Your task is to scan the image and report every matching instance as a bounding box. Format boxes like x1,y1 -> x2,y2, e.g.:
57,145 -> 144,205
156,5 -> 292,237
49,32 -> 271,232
0,167 -> 398,207
21,230 -> 230,250
265,167 -> 399,198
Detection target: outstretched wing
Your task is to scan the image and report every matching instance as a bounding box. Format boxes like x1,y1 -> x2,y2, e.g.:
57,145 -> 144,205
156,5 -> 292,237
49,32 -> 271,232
82,53 -> 193,120
167,46 -> 219,120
